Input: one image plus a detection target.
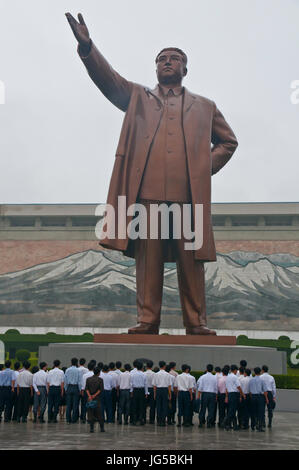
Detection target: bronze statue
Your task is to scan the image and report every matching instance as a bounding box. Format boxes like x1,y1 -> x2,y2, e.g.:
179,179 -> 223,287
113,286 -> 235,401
66,13 -> 238,335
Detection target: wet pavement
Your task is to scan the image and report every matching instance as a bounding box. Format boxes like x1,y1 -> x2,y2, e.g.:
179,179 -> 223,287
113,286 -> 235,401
0,412 -> 298,450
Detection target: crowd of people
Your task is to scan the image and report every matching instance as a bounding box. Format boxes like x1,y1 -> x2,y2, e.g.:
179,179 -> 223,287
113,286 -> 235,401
0,357 -> 276,434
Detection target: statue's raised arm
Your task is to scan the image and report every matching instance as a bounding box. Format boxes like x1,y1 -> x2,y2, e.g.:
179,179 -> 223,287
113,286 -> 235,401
66,12 -> 133,112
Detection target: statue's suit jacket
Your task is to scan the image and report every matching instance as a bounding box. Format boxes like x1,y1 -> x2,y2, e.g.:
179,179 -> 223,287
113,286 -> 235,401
78,42 -> 238,262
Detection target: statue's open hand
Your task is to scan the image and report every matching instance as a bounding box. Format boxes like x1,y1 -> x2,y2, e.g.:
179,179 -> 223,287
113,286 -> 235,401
65,12 -> 90,49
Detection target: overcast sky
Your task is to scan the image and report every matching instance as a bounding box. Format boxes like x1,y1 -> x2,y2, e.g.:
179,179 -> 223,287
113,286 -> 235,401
0,0 -> 298,204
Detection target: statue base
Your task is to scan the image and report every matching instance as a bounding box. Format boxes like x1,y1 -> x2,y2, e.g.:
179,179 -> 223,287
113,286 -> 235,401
93,333 -> 236,345
39,336 -> 287,374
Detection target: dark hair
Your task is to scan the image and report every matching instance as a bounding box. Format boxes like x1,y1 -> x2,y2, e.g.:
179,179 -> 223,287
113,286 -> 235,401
230,364 -> 238,372
39,362 -> 47,369
31,366 -> 39,374
124,363 -> 131,371
97,362 -> 103,370
155,47 -> 187,65
159,361 -> 166,368
0,364 -> 3,371
181,364 -> 188,372
102,365 -> 109,373
215,366 -> 221,373
222,367 -> 229,376
71,357 -> 78,366
23,361 -> 31,370
93,366 -> 101,375
206,364 -> 213,373
53,360 -> 61,368
14,362 -> 20,370
254,367 -> 261,375
87,361 -> 95,371
133,359 -> 139,368
165,365 -> 171,373
153,367 -> 159,373
262,365 -> 269,373
5,360 -> 11,368
245,368 -> 251,376
62,366 -> 67,373
79,358 -> 86,366
116,361 -> 122,369
169,362 -> 176,369
146,360 -> 154,368
109,362 -> 115,369
240,360 -> 247,368
239,366 -> 245,374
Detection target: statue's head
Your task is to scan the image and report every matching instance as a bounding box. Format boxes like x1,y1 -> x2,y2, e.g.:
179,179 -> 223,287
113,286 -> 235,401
155,47 -> 188,86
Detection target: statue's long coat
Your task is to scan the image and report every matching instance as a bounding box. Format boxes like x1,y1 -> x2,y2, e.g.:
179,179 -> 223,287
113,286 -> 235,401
78,42 -> 238,262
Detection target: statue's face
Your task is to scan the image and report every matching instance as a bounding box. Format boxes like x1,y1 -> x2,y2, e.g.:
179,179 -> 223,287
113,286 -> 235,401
156,50 -> 187,85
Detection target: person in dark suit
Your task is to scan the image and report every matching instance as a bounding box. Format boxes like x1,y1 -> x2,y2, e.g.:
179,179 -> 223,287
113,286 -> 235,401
85,367 -> 105,433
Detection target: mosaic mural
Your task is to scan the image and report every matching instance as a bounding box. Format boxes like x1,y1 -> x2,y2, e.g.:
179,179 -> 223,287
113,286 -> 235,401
0,247 -> 298,330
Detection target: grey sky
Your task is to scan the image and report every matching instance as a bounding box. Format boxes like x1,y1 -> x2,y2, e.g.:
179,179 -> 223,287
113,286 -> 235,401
0,0 -> 298,204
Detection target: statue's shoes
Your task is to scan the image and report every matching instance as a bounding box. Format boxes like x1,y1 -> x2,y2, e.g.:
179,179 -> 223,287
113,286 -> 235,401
128,323 -> 159,334
186,326 -> 216,335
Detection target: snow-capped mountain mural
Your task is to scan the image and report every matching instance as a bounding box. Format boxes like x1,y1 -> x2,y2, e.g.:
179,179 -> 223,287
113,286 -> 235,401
0,249 -> 298,329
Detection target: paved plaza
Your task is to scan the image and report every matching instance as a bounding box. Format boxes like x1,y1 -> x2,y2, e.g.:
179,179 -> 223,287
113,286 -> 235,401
0,412 -> 298,450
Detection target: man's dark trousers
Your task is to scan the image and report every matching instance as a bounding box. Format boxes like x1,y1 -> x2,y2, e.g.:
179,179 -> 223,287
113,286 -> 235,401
33,386 -> 47,420
199,392 -> 216,426
119,389 -> 131,423
156,388 -> 169,425
66,384 -> 80,423
132,388 -> 146,424
48,386 -> 61,421
178,391 -> 192,424
144,387 -> 155,423
102,390 -> 113,423
263,391 -> 274,426
224,392 -> 239,429
80,392 -> 88,421
0,386 -> 13,421
217,393 -> 227,426
17,387 -> 31,421
251,394 -> 264,430
11,388 -> 18,420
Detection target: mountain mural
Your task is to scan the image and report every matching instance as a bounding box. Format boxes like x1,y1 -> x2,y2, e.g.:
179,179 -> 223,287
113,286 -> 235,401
0,249 -> 298,329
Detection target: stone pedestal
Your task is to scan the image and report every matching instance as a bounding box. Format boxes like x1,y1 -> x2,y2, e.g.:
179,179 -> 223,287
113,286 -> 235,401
39,337 -> 287,374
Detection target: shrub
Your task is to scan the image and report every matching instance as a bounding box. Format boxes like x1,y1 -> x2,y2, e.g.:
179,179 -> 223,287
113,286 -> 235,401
16,349 -> 30,362
5,329 -> 20,335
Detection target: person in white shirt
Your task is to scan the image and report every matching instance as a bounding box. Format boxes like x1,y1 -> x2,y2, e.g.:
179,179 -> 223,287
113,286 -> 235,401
152,361 -> 172,427
118,363 -> 132,425
80,361 -> 95,424
144,360 -> 156,424
78,358 -> 88,423
108,362 -> 119,423
197,364 -> 218,428
261,365 -> 276,428
165,364 -> 176,425
47,359 -> 65,423
188,371 -> 197,426
101,365 -> 116,423
114,361 -> 122,422
11,362 -> 21,421
223,364 -> 245,431
16,361 -> 33,423
174,364 -> 193,427
32,362 -> 48,423
238,368 -> 251,429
